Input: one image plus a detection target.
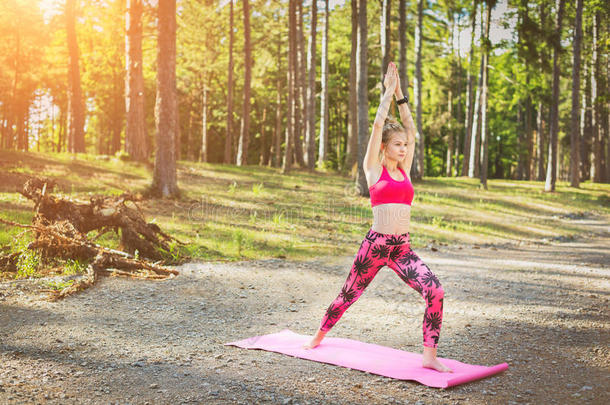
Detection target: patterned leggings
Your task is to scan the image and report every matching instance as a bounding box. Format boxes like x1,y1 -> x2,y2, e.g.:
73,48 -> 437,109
319,228 -> 444,348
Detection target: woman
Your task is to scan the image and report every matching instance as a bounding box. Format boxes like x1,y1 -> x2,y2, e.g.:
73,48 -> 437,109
302,61 -> 452,373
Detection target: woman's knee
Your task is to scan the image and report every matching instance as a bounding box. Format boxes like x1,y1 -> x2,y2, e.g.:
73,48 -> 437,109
425,284 -> 444,301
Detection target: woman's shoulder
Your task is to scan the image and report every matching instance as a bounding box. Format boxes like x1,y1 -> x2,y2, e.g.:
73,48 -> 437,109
366,163 -> 385,188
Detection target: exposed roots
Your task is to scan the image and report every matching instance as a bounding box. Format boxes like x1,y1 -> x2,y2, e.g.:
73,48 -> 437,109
0,177 -> 184,300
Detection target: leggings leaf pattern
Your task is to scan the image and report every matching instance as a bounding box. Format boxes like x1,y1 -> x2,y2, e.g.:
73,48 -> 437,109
319,228 -> 445,348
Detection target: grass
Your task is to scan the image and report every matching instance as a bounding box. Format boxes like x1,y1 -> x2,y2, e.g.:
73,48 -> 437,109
1,149 -> 608,280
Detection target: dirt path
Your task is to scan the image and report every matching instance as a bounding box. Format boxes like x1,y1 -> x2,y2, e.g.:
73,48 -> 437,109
1,214 -> 608,404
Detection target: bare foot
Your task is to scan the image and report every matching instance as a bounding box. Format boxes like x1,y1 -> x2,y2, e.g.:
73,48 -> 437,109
302,329 -> 327,350
422,358 -> 453,373
302,339 -> 321,350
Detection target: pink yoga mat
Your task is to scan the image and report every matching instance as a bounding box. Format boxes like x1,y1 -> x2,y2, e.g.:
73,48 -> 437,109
224,329 -> 508,388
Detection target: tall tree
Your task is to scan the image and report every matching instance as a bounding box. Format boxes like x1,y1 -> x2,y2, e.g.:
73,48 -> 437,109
445,6 -> 455,177
151,0 -> 178,197
544,0 -> 565,192
66,0 -> 85,153
200,82 -> 208,162
282,0 -> 296,172
468,2 -> 484,178
305,0 -> 318,170
317,0 -> 329,168
479,0 -> 494,189
461,0 -> 478,177
273,31 -> 282,168
413,0 -> 424,180
380,0 -> 391,100
294,0 -> 306,167
398,0 -> 408,102
454,11 -> 463,176
589,11 -> 601,182
579,59 -> 588,182
125,0 -> 148,161
516,0 -> 535,180
236,0 -> 252,166
356,0 -> 369,195
224,0 -> 235,164
570,0 -> 583,187
606,40 -> 610,183
345,0 -> 359,173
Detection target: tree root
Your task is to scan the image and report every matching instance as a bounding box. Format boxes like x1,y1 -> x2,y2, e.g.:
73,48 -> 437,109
0,177 -> 184,300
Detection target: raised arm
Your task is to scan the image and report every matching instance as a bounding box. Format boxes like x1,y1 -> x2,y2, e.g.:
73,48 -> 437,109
394,75 -> 417,174
364,62 -> 398,172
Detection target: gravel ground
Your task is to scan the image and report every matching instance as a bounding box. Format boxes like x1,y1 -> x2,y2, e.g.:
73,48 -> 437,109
0,214 -> 608,405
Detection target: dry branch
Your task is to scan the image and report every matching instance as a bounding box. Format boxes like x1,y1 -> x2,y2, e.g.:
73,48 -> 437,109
0,177 -> 184,300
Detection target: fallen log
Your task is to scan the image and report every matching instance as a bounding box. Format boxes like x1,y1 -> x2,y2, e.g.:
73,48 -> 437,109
0,177 -> 185,300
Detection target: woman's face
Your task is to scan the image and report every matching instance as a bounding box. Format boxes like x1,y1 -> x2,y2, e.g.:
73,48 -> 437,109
382,131 -> 408,162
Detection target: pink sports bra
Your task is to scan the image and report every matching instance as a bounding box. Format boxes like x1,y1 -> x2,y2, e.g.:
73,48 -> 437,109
368,165 -> 414,207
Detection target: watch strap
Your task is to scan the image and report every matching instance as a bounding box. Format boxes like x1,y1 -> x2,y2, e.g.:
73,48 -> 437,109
396,95 -> 409,105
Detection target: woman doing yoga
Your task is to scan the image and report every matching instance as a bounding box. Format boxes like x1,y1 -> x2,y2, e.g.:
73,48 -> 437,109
302,61 -> 452,373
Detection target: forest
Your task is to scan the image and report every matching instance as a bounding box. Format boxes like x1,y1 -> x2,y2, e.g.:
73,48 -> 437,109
1,0 -> 609,196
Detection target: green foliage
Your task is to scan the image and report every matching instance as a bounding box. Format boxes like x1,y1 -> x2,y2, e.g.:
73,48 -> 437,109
45,279 -> 75,291
62,259 -> 88,275
252,182 -> 265,195
233,230 -> 245,257
272,211 -> 284,225
4,0 -> 608,179
228,180 -> 238,193
15,248 -> 41,279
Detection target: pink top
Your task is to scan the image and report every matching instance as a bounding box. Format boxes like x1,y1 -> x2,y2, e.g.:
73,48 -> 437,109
368,165 -> 414,207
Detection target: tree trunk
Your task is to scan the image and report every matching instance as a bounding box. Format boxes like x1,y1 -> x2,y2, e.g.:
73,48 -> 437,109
413,0 -> 425,180
273,39 -> 282,168
186,100 -> 195,160
468,3 -> 484,178
461,0 -> 477,177
468,43 -> 484,178
224,0 -> 234,164
125,0 -> 148,161
380,0 -> 391,100
479,0 -> 491,189
200,83 -> 208,162
111,75 -> 123,154
579,60 -> 588,182
57,107 -> 66,152
590,12 -> 601,182
445,12 -> 454,177
544,0 -> 564,192
398,0 -> 409,99
569,0 -> 583,187
305,0 -> 317,170
151,0 -> 178,198
282,0 -> 296,173
66,0 -> 86,153
523,82 -> 533,180
536,102 -> 545,180
318,0 -> 330,169
5,30 -> 20,150
454,13 -> 463,176
16,102 -> 27,151
237,0 -> 252,166
356,0 -> 369,195
260,107 -> 268,165
606,46 -> 610,182
345,0 -> 358,174
294,0 -> 306,167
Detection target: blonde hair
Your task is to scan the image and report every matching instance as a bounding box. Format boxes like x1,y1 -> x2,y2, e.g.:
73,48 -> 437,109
382,115 -> 406,144
379,115 -> 407,162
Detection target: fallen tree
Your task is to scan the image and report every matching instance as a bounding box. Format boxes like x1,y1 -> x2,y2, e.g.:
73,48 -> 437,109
0,177 -> 184,300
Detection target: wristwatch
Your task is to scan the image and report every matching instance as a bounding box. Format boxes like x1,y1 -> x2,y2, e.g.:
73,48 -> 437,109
396,95 -> 409,105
